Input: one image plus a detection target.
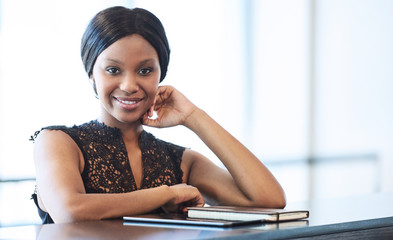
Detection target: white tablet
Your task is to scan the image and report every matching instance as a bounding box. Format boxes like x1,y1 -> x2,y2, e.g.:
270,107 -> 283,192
123,213 -> 262,228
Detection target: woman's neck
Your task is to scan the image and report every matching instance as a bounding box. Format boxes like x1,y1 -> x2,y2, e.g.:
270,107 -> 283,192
97,115 -> 144,144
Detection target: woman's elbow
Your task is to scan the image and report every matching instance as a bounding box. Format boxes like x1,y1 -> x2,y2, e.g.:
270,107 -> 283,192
252,189 -> 287,209
268,185 -> 287,208
51,199 -> 94,223
269,189 -> 286,209
51,207 -> 84,223
272,194 -> 287,209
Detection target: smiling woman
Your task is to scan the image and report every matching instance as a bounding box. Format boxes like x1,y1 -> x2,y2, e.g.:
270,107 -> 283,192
1,0 -> 259,227
29,6 -> 285,224
92,34 -> 161,125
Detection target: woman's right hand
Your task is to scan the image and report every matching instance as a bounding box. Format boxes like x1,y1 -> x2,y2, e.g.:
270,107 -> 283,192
161,184 -> 205,213
142,86 -> 198,128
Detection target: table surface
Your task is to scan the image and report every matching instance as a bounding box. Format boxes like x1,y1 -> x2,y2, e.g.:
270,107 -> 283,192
1,192 -> 393,239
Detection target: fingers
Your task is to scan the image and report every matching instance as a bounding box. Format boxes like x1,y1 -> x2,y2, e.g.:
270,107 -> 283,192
141,115 -> 160,128
141,90 -> 161,126
145,106 -> 153,119
178,185 -> 204,206
163,184 -> 205,213
142,87 -> 166,120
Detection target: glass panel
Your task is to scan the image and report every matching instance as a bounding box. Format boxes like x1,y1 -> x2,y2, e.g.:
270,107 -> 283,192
250,0 -> 310,160
0,0 -> 131,178
0,181 -> 39,226
0,0 -> 132,226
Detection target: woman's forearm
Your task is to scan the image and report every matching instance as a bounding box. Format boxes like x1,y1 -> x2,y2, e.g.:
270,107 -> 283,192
51,185 -> 172,223
184,109 -> 286,208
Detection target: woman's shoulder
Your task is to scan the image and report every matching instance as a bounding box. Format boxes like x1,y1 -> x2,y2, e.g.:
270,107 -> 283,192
30,120 -> 99,143
32,125 -> 85,179
31,125 -> 82,149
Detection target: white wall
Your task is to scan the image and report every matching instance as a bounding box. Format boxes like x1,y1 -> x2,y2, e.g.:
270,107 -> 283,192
244,0 -> 393,200
314,0 -> 393,193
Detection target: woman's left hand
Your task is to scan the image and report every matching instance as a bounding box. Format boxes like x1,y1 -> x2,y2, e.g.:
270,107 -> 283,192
142,86 -> 197,128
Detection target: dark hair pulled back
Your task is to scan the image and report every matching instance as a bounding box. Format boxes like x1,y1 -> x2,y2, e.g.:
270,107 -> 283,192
81,6 -> 170,82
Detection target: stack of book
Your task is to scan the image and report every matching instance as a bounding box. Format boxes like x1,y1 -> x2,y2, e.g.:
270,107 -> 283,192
187,206 -> 309,222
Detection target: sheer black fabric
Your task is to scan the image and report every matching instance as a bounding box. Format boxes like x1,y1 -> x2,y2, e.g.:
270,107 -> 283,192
31,120 -> 185,224
31,191 -> 54,224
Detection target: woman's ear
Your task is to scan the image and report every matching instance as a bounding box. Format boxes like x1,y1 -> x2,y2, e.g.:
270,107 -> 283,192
89,75 -> 98,99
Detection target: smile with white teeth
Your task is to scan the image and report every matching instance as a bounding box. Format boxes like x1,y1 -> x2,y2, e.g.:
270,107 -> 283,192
116,98 -> 137,105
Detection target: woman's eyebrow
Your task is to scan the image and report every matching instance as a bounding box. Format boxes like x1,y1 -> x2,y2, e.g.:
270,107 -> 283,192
136,59 -> 158,69
139,59 -> 155,65
104,58 -> 156,66
105,58 -> 123,65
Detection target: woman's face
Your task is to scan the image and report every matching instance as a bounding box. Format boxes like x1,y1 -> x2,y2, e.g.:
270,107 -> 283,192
92,34 -> 161,127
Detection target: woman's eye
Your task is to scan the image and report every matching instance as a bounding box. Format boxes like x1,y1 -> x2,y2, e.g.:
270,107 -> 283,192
138,68 -> 153,76
106,67 -> 120,75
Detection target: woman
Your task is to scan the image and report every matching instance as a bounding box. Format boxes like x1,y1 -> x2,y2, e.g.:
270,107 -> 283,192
32,6 -> 286,224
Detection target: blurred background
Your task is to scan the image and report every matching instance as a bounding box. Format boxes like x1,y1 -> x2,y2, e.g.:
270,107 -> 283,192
0,0 -> 392,226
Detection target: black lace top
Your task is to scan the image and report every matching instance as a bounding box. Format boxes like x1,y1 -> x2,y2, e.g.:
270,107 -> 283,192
31,120 -> 185,223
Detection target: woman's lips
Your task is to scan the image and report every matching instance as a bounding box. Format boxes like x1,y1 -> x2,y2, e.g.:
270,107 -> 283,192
117,98 -> 137,105
114,97 -> 142,110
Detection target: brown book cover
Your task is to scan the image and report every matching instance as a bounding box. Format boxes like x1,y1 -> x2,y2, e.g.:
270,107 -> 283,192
187,206 -> 309,222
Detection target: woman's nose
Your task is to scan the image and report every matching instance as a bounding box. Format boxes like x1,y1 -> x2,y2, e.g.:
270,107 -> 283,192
119,74 -> 139,94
